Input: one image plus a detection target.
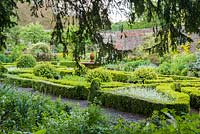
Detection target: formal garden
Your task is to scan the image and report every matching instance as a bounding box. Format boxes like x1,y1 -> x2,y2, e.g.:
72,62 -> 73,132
0,0 -> 200,133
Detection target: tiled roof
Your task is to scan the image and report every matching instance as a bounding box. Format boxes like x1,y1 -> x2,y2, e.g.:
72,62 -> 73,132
101,28 -> 153,51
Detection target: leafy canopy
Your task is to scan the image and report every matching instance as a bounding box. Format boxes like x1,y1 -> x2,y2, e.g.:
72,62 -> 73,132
1,0 -> 200,60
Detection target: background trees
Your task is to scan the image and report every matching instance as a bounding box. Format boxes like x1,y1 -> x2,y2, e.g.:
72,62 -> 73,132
1,0 -> 200,61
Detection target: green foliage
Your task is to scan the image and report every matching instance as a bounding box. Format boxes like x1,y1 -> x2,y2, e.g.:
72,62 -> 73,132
158,54 -> 196,76
157,62 -> 171,75
86,68 -> 112,82
6,26 -> 22,46
9,44 -> 27,62
6,74 -> 89,99
0,53 -> 12,63
124,60 -> 151,71
109,70 -> 132,82
0,85 -> 70,133
0,63 -> 8,77
133,67 -> 158,82
16,54 -> 37,68
59,61 -> 76,68
74,64 -> 88,76
19,23 -> 51,44
98,85 -> 190,116
181,87 -> 200,109
88,78 -> 101,102
29,42 -> 53,61
188,52 -> 200,77
33,63 -> 58,79
104,60 -> 151,72
171,83 -> 181,92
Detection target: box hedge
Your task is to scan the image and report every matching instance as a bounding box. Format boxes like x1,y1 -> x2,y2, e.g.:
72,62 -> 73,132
181,87 -> 200,109
109,70 -> 132,82
60,61 -> 76,68
5,74 -> 88,100
97,85 -> 190,116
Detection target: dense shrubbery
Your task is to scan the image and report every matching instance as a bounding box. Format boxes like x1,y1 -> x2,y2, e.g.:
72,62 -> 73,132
133,67 -> 158,82
0,85 -> 70,133
74,64 -> 88,76
16,54 -> 36,68
33,63 -> 58,79
86,68 -> 112,82
0,85 -> 199,134
105,60 -> 151,71
0,53 -> 12,63
29,42 -> 53,61
0,63 -> 8,77
158,54 -> 196,76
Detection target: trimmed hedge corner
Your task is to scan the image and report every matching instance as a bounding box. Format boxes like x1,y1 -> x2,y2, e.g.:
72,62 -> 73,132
181,87 -> 200,109
97,85 -> 190,116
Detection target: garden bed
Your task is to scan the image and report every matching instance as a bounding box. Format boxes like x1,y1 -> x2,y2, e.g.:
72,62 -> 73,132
97,86 -> 190,116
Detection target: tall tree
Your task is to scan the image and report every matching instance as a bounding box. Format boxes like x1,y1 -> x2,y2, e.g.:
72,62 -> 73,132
128,0 -> 200,55
0,0 -> 31,51
1,0 -> 200,60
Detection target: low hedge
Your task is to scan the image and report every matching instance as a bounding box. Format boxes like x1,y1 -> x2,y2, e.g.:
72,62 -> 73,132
179,81 -> 200,88
97,85 -> 190,116
60,61 -> 76,68
109,70 -> 132,82
58,69 -> 74,77
145,78 -> 174,84
5,74 -> 88,100
159,75 -> 199,80
8,68 -> 33,75
181,87 -> 200,109
18,73 -> 89,87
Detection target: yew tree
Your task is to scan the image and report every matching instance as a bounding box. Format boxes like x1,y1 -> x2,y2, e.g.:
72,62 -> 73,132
1,0 -> 200,62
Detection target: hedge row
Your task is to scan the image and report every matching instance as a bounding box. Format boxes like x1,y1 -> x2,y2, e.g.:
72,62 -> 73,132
109,70 -> 132,82
8,68 -> 33,75
5,74 -> 88,100
159,75 -> 199,80
181,87 -> 200,109
97,85 -> 190,116
59,61 -> 76,68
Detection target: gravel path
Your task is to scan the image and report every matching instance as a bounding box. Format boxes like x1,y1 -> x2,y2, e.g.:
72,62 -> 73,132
0,84 -> 146,122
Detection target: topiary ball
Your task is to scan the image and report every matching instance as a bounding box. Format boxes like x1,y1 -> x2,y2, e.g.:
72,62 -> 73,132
133,67 -> 158,83
33,63 -> 58,79
86,68 -> 112,82
16,54 -> 36,68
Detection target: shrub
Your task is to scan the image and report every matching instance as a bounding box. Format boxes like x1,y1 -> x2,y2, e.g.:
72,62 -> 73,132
88,78 -> 101,102
19,23 -> 51,44
29,42 -> 53,61
16,54 -> 36,68
133,67 -> 158,83
74,64 -> 88,76
98,85 -> 190,116
159,53 -> 196,76
0,63 -> 8,77
181,87 -> 200,109
6,74 -> 88,99
33,63 -> 58,79
158,62 -> 171,75
124,60 -> 151,71
86,69 -> 112,82
0,53 -> 12,63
